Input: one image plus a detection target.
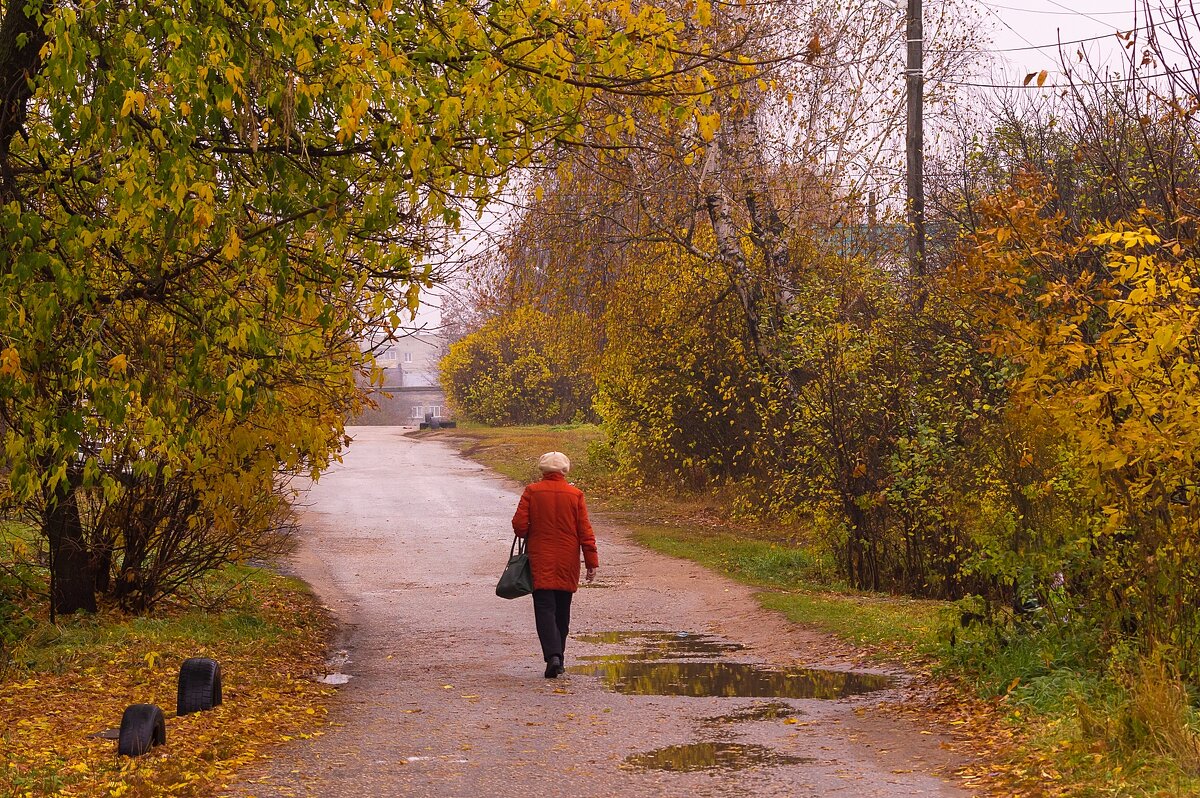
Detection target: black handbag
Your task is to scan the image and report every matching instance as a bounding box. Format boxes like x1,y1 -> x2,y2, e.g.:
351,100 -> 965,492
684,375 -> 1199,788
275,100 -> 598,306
496,535 -> 533,599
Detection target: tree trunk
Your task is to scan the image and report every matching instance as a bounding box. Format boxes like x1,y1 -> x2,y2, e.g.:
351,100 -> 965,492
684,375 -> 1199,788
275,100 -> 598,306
0,0 -> 51,201
702,88 -> 800,398
45,478 -> 96,617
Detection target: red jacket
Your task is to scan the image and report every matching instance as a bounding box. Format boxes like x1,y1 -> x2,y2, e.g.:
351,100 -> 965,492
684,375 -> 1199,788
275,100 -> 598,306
512,472 -> 599,592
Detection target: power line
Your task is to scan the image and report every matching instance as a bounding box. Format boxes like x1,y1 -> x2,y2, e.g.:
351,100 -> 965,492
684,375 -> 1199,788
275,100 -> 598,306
1038,0 -> 1194,66
1043,0 -> 1134,28
981,1 -> 1136,17
978,0 -> 1045,52
933,68 -> 1177,89
930,16 -> 1184,55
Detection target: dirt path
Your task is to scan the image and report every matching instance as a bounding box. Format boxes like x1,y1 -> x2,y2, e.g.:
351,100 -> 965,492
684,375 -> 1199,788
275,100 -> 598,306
229,427 -> 971,798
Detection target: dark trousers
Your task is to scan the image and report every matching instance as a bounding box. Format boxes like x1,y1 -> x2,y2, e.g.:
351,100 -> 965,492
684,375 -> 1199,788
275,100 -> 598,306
532,589 -> 573,662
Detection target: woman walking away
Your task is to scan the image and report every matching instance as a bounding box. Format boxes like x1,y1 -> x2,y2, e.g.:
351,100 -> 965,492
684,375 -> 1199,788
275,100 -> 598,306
512,451 -> 599,678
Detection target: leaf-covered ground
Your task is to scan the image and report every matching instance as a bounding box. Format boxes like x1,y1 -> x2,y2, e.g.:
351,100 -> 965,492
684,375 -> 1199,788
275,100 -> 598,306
0,568 -> 332,797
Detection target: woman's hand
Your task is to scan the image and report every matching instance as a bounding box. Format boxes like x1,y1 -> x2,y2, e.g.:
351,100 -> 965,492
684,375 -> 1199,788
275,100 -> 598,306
586,567 -> 598,583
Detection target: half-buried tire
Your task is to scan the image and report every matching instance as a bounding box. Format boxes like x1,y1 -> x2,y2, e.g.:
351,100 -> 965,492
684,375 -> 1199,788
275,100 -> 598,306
177,657 -> 222,716
117,703 -> 166,756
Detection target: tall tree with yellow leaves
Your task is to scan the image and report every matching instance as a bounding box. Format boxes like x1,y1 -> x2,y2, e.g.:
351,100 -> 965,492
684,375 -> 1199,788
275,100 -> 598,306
0,0 -> 700,616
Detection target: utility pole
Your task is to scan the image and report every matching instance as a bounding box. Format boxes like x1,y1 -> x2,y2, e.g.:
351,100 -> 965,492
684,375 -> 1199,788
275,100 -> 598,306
906,0 -> 925,278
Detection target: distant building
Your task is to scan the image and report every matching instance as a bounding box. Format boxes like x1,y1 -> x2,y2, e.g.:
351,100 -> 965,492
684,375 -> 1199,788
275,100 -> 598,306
354,333 -> 450,425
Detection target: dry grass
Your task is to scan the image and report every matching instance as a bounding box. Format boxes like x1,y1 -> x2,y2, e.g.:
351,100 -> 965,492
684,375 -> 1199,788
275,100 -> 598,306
1126,654 -> 1200,773
1075,650 -> 1200,779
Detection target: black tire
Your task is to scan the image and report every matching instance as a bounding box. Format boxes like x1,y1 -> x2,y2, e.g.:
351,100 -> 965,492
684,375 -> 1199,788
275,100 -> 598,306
117,703 -> 166,756
177,657 -> 222,716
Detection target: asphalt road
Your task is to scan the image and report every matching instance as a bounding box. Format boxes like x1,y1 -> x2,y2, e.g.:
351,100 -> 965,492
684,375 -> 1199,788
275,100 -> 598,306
228,426 -> 970,798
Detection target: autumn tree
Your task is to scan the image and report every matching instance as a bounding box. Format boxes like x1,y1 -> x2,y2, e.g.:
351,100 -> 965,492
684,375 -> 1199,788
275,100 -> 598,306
462,0 -> 991,594
0,0 -> 700,616
931,1 -> 1200,671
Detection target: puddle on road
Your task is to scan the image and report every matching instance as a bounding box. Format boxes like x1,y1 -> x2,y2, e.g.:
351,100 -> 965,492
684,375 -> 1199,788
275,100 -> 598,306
566,659 -> 894,698
317,648 -> 353,685
575,630 -> 745,658
705,701 -> 803,724
573,630 -> 892,698
623,742 -> 813,772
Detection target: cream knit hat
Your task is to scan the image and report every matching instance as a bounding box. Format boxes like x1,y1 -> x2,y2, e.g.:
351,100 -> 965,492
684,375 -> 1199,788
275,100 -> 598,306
537,451 -> 571,474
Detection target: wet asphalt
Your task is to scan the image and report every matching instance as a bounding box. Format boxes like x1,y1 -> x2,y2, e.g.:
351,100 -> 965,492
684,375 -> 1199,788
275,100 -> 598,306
227,426 -> 971,798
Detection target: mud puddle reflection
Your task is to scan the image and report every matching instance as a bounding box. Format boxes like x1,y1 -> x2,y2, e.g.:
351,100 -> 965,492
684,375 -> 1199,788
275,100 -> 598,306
623,742 -> 813,772
570,630 -> 894,698
575,630 -> 744,658
569,659 -> 893,698
704,701 -> 802,724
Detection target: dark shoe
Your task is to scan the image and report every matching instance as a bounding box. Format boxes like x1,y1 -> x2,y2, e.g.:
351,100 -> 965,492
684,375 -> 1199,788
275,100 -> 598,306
544,655 -> 563,679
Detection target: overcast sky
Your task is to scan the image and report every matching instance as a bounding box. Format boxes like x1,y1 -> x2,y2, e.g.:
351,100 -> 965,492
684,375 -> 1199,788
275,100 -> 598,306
977,0 -> 1182,84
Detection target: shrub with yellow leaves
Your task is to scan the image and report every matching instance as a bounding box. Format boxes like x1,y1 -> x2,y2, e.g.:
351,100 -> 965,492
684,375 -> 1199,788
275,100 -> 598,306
441,306 -> 597,426
956,178 -> 1200,676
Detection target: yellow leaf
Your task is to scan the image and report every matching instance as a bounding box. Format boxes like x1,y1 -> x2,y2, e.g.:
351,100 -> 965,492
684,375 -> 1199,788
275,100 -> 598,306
120,90 -> 146,117
108,353 -> 128,374
695,110 -> 720,142
223,231 -> 242,260
0,347 -> 21,377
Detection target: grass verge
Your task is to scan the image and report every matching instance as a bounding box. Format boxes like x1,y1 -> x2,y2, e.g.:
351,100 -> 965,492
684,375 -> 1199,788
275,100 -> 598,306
440,422 -> 1200,797
0,566 -> 332,797
627,521 -> 950,659
447,421 -> 614,492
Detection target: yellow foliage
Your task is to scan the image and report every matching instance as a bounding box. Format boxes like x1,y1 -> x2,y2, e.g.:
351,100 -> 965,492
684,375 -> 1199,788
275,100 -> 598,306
956,180 -> 1200,663
0,347 -> 22,378
441,306 -> 597,425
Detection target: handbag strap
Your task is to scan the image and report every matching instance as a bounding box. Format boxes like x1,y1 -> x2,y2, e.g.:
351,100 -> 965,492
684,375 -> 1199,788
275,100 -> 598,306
513,487 -> 535,556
